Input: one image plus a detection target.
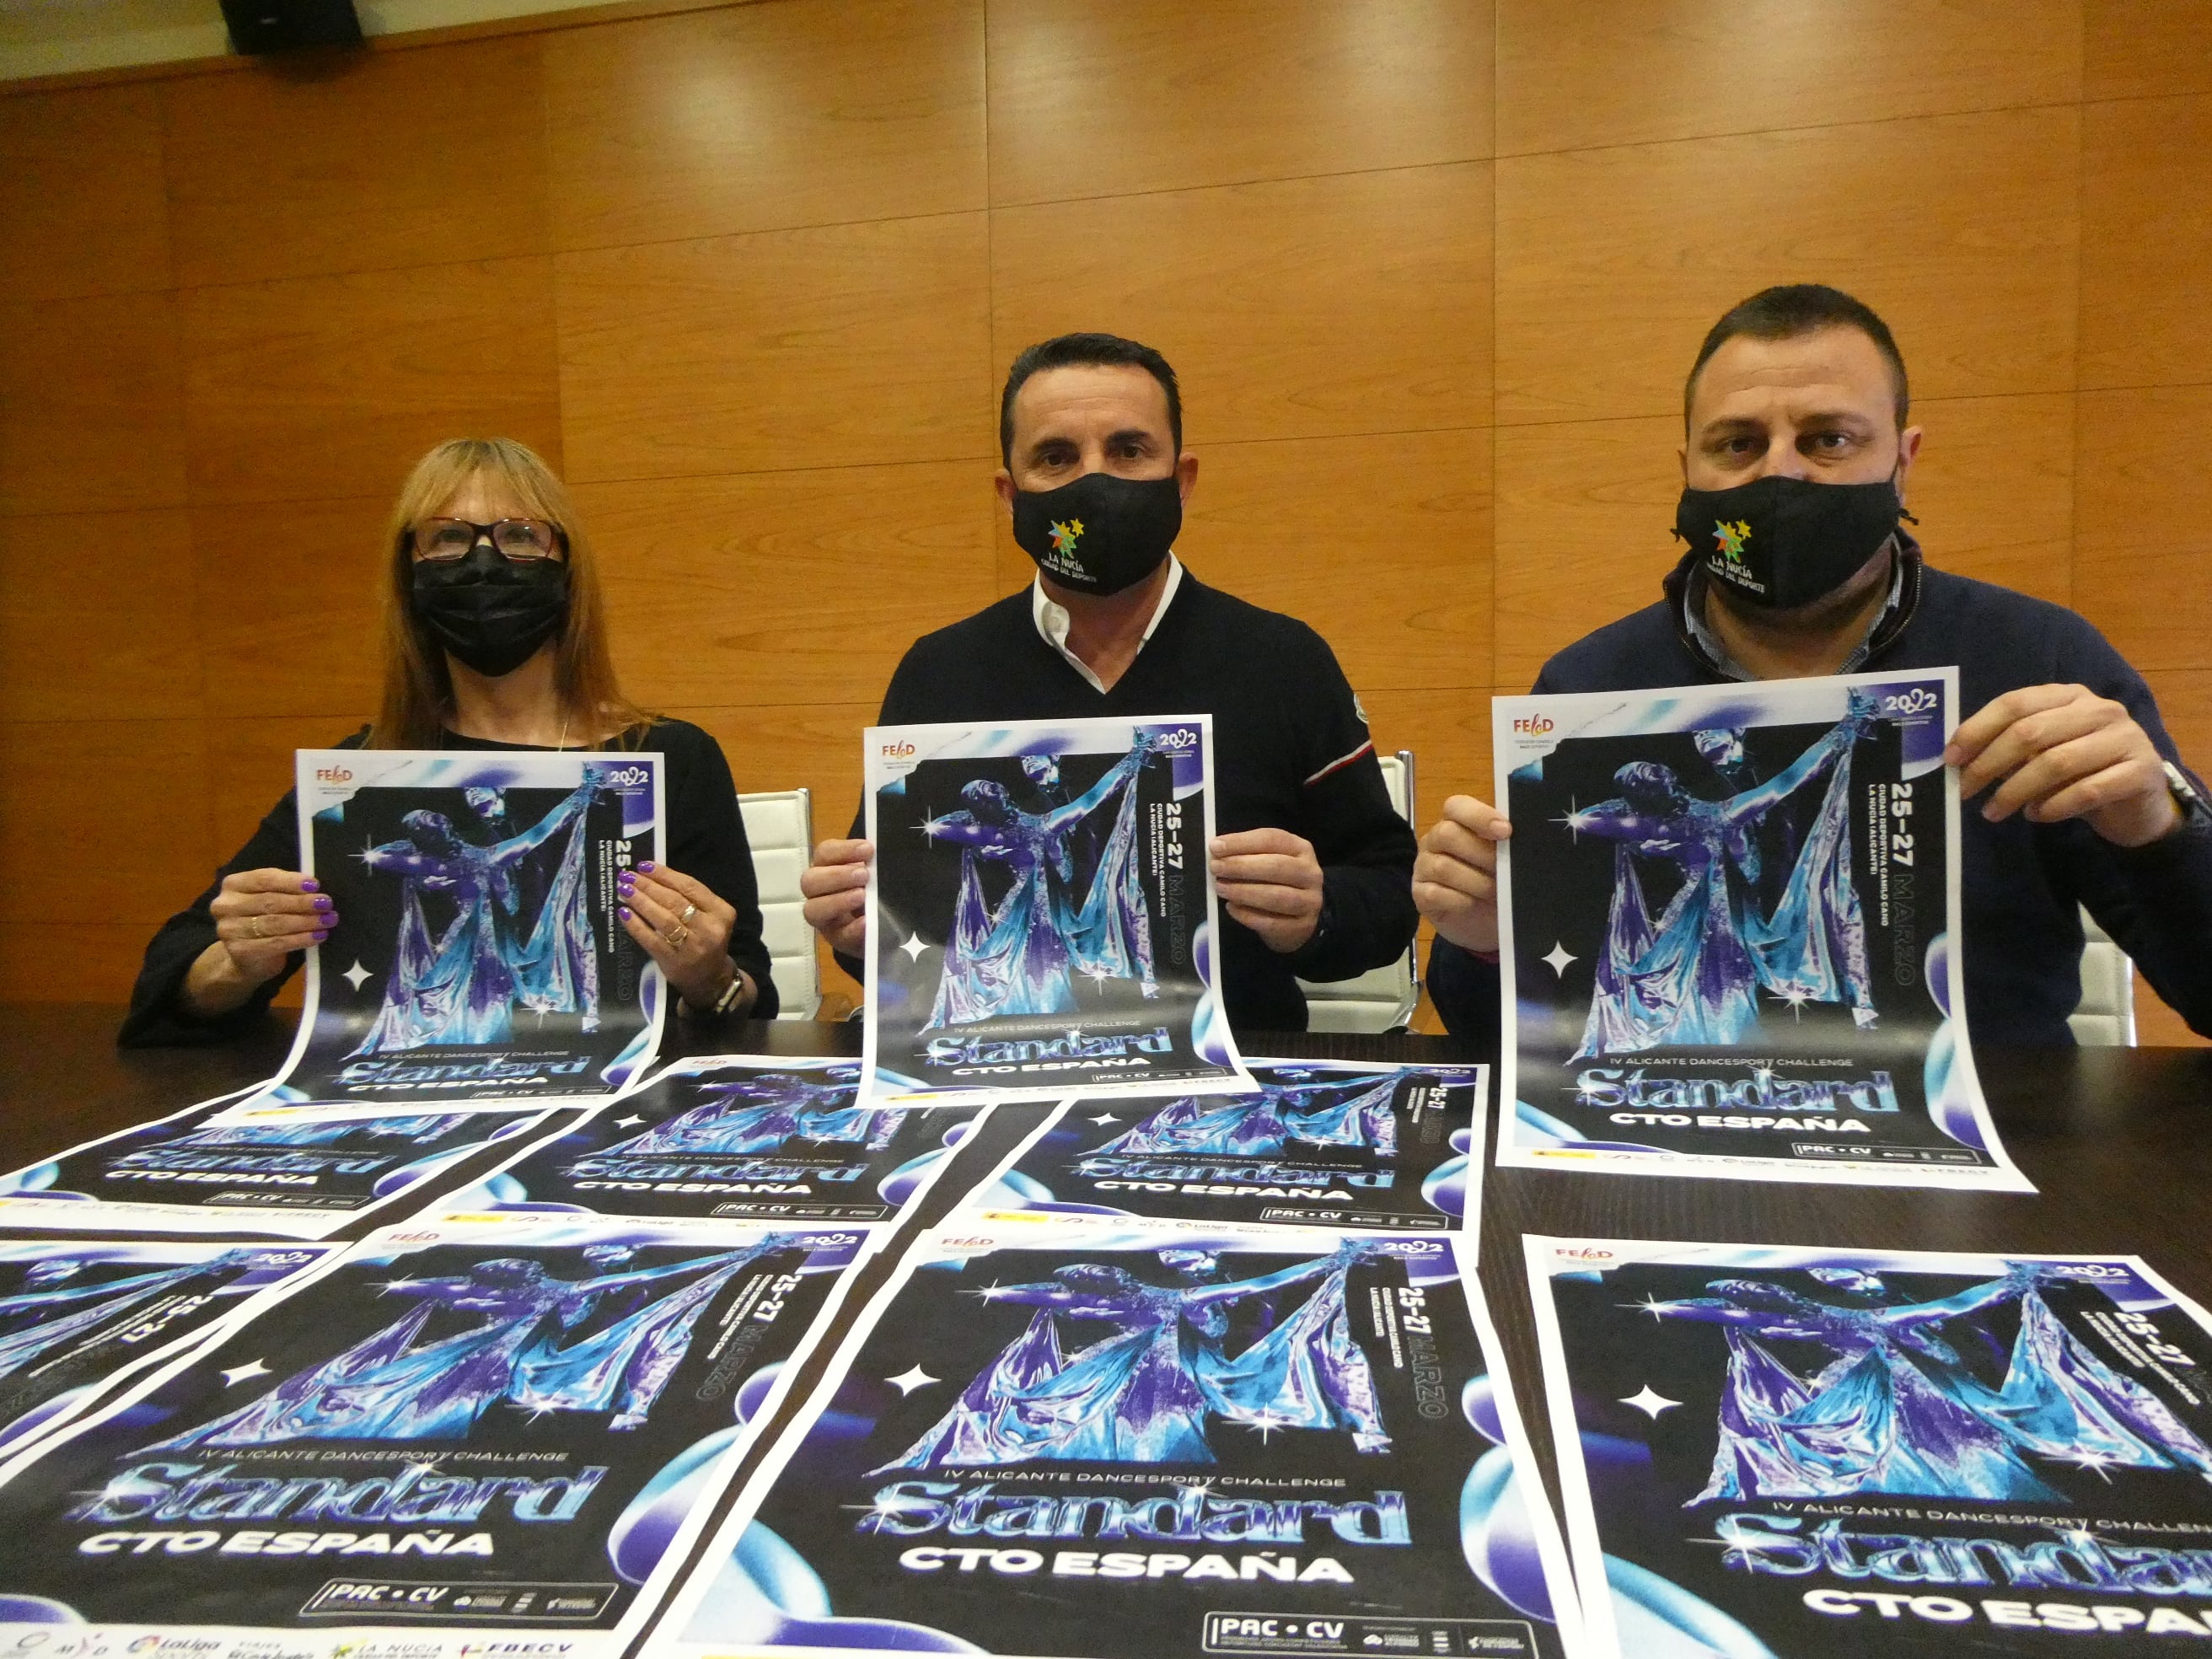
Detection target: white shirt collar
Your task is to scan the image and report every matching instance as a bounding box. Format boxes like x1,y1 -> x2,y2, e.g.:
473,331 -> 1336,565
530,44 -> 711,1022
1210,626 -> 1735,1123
1030,554 -> 1184,694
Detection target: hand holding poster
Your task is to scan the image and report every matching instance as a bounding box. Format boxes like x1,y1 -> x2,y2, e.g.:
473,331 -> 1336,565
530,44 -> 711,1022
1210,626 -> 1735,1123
1492,669 -> 2029,1189
972,1060 -> 1487,1233
647,1215 -> 1583,1659
459,1055 -> 987,1225
862,716 -> 1250,1105
0,1212 -> 878,1659
1526,1236 -> 2212,1656
263,748 -> 666,1112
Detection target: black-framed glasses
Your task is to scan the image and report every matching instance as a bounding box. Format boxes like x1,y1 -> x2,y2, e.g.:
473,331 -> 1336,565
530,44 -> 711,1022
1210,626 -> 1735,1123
408,518 -> 564,561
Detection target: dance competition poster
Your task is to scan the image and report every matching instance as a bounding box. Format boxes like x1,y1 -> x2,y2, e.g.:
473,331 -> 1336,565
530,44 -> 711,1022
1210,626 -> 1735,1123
0,1239 -> 336,1456
0,1091 -> 556,1238
0,1211 -> 878,1659
255,748 -> 665,1113
1492,670 -> 2029,1190
458,1055 -> 988,1225
862,715 -> 1252,1106
972,1060 -> 1487,1234
646,1215 -> 1583,1659
1525,1236 -> 2212,1656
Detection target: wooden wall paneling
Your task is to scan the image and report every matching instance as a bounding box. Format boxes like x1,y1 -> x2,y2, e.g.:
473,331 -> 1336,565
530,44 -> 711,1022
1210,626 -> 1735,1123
0,510 -> 202,723
2084,0 -> 2212,99
1493,107 -> 2081,426
577,459 -> 997,711
204,714 -> 362,858
0,289 -> 185,516
991,164 -> 1493,447
546,0 -> 985,252
1354,684 -> 1498,813
1174,428 -> 1493,695
2080,94 -> 2212,390
0,717 -> 212,930
2075,384 -> 2211,674
163,38 -> 552,291
1496,0 -> 2080,158
191,497 -> 389,722
985,0 -> 1492,206
0,83 -> 171,303
1900,393 -> 2075,607
1490,414 -> 1679,690
181,256 -> 563,507
0,923 -> 154,1004
556,212 -> 992,483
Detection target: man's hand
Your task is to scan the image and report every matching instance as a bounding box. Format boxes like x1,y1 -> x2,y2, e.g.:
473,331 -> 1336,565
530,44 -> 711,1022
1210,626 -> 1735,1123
1413,796 -> 1512,955
1211,828 -> 1324,953
800,838 -> 872,957
1946,685 -> 2182,848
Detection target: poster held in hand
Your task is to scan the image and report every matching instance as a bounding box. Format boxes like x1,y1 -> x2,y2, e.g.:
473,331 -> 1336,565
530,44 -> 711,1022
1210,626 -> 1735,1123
862,716 -> 1251,1105
259,748 -> 665,1113
1492,669 -> 2029,1189
972,1060 -> 1486,1233
0,1211 -> 877,1659
1526,1235 -> 2212,1656
457,1055 -> 988,1225
646,1214 -> 1585,1659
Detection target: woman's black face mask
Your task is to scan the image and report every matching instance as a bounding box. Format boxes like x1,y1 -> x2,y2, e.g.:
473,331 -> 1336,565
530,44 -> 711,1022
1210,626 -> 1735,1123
1674,472 -> 1907,612
410,540 -> 571,678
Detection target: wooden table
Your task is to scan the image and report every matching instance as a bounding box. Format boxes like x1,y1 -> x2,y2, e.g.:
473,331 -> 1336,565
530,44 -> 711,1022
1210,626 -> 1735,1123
7,1004 -> 2209,1487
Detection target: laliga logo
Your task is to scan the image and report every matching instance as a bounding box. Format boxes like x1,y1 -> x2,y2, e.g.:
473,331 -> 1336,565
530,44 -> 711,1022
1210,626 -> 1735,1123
881,740 -> 916,759
314,765 -> 352,783
1511,716 -> 1555,736
1879,688 -> 1939,716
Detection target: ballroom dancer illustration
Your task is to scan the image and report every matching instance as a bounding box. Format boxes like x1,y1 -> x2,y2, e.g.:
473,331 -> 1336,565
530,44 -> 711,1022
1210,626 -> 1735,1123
153,1114 -> 471,1152
878,1240 -> 1388,1470
1094,1069 -> 1403,1159
603,1067 -> 894,1158
350,765 -> 614,1055
1642,1265 -> 2212,1503
921,733 -> 1160,1029
151,1241 -> 784,1446
1570,695 -> 1878,1058
0,1251 -> 260,1380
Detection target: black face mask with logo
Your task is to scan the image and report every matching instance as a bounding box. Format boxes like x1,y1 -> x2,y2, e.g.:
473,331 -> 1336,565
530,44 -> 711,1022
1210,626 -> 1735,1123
1011,471 -> 1183,598
1672,474 -> 1907,611
410,542 -> 571,678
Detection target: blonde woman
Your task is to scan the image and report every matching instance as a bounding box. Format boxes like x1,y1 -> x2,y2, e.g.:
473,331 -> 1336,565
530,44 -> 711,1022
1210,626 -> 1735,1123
124,438 -> 776,1044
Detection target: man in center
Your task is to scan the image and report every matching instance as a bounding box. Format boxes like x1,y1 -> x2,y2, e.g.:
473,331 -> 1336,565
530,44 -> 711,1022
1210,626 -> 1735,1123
801,332 -> 1419,1031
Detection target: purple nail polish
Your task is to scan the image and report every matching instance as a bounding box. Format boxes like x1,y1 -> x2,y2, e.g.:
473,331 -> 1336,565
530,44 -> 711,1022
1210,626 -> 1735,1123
300,878 -> 320,894
619,906 -> 632,921
314,895 -> 334,910
313,930 -> 329,943
636,862 -> 656,873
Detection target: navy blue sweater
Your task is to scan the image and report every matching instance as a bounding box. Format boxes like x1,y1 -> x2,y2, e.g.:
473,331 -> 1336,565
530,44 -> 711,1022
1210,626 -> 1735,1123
1431,550 -> 2212,1050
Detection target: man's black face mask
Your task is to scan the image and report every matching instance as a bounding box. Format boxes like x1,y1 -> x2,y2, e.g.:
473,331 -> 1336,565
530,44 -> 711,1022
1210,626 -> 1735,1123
411,541 -> 571,678
1011,471 -> 1182,598
1674,473 -> 1906,612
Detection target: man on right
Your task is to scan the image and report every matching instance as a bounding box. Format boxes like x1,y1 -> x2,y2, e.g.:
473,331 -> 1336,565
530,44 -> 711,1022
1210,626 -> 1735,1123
1419,284 -> 2212,1047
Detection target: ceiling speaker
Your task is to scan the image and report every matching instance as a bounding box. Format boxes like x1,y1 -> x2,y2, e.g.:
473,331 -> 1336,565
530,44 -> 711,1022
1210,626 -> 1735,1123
221,0 -> 363,54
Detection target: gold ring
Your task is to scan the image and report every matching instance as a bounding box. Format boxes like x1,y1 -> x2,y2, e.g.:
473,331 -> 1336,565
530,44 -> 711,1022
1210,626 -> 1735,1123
666,921 -> 691,949
679,902 -> 700,924
250,915 -> 268,940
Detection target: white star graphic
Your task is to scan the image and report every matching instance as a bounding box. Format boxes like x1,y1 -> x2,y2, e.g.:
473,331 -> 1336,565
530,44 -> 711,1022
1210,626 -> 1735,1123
1541,942 -> 1578,977
220,1360 -> 271,1387
885,1365 -> 939,1396
341,960 -> 372,992
1623,1294 -> 1672,1323
2054,1447 -> 2119,1483
1088,1113 -> 1121,1126
1242,1409 -> 1291,1445
1552,797 -> 1591,841
899,933 -> 928,962
1619,1385 -> 1682,1420
1080,961 -> 1112,985
613,1115 -> 645,1129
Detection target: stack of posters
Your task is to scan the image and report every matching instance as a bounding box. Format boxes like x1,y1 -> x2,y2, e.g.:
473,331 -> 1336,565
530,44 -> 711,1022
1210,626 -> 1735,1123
454,1055 -> 988,1227
644,1214 -> 1584,1659
0,1211 -> 878,1659
1527,1237 -> 2212,1656
1491,669 -> 2031,1190
861,717 -> 1252,1106
974,1060 -> 1487,1234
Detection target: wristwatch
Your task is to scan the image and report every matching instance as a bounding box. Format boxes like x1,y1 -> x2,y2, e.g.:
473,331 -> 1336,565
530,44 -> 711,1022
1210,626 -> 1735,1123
681,960 -> 749,1019
2166,762 -> 2209,829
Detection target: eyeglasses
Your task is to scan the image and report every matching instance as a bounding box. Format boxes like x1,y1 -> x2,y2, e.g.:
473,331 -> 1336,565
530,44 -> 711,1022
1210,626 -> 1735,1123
408,518 -> 563,561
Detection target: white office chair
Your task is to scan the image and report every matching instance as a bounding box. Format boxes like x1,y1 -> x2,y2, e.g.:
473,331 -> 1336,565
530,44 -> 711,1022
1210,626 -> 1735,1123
738,788 -> 822,1021
2070,905 -> 2137,1047
1296,749 -> 1420,1034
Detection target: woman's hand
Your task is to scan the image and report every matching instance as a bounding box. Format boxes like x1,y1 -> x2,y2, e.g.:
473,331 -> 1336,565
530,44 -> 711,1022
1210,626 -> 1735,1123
619,862 -> 755,1015
181,869 -> 337,1017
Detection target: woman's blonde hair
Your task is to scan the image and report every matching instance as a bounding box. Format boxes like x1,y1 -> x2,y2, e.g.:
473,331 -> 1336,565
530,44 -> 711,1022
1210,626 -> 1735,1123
370,438 -> 648,749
